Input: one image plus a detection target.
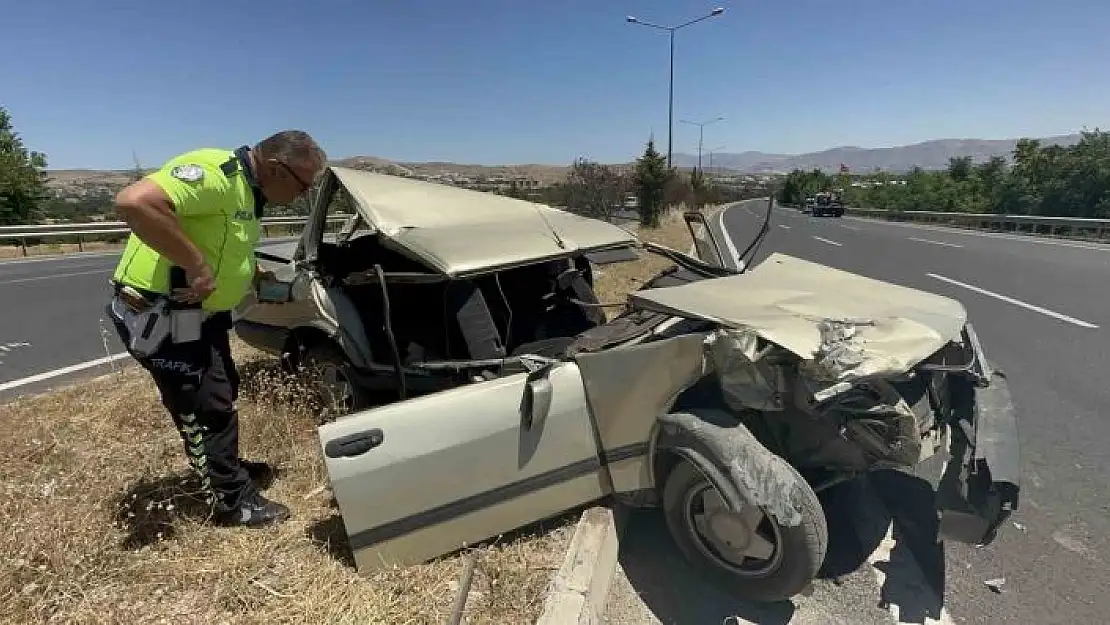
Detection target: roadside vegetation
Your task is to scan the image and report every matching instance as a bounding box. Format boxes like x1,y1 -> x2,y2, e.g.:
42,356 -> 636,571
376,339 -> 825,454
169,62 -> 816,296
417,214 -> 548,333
776,129 -> 1110,219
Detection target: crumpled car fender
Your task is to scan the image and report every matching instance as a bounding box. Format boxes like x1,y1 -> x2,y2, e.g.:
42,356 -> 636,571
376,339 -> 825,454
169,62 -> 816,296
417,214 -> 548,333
652,410 -> 810,527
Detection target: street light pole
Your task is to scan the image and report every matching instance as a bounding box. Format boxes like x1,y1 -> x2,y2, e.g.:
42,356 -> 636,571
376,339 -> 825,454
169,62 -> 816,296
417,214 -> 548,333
707,144 -> 726,173
680,116 -> 724,174
627,7 -> 725,169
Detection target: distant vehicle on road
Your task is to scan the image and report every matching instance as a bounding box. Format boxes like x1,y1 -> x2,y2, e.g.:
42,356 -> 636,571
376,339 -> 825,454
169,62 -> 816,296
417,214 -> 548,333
811,191 -> 844,217
802,197 -> 815,213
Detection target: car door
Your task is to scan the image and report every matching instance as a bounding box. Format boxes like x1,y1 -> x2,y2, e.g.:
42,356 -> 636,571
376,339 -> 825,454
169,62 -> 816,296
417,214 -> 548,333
317,359 -> 607,572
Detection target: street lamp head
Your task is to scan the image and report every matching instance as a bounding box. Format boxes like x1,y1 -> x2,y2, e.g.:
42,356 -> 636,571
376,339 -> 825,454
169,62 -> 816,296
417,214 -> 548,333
711,7 -> 725,15
626,15 -> 637,22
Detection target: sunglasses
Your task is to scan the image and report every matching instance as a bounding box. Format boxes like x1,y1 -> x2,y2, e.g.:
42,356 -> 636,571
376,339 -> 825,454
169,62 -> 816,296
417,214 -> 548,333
272,159 -> 313,195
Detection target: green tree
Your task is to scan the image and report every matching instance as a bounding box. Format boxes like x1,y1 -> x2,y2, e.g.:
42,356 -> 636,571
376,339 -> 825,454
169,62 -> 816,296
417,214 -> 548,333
0,107 -> 49,225
562,157 -> 622,220
633,137 -> 670,227
946,156 -> 972,182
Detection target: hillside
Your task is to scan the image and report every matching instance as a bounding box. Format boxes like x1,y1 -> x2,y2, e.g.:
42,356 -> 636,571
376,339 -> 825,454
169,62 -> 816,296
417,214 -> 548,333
42,132 -> 1087,196
672,134 -> 1083,173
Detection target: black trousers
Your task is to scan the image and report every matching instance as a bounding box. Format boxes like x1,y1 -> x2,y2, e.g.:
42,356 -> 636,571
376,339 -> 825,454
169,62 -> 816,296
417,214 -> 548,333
109,301 -> 255,512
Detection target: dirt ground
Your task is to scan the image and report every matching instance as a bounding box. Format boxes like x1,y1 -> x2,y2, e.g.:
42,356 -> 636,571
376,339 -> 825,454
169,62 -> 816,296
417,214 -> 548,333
0,207 -> 706,625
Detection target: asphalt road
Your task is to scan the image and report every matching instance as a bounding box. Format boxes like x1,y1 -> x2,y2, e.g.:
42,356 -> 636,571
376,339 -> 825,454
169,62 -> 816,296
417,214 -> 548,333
606,199 -> 1110,624
0,238 -> 299,399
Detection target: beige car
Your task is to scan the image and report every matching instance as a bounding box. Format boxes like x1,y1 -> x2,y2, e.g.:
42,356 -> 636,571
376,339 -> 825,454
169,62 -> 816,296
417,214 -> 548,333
235,166 -> 642,414
236,173 -> 1021,602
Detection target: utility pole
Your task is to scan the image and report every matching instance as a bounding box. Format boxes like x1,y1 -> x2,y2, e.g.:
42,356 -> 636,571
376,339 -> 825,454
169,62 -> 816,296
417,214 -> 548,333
680,116 -> 724,174
626,7 -> 725,168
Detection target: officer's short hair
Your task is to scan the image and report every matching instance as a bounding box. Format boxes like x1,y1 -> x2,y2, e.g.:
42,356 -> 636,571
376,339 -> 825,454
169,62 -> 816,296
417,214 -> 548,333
255,130 -> 327,170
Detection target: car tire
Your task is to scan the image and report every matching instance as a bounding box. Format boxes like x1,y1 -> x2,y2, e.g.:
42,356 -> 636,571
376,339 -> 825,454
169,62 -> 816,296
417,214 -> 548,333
661,458 -> 828,603
300,341 -> 371,421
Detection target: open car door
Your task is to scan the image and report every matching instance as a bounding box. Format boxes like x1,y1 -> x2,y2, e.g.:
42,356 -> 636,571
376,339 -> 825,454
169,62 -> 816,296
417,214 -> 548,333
316,359 -> 608,571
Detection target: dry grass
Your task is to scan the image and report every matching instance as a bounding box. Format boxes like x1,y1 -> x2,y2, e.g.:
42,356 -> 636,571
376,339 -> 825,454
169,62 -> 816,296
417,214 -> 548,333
0,341 -> 575,625
593,206 -> 708,317
0,206 -> 710,625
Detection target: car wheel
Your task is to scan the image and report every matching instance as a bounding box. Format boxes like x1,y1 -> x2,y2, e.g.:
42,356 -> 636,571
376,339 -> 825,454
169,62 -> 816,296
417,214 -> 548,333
301,341 -> 371,421
661,459 -> 828,603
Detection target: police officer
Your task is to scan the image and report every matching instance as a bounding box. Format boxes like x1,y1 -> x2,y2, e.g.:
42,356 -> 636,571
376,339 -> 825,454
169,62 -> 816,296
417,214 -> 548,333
107,130 -> 327,527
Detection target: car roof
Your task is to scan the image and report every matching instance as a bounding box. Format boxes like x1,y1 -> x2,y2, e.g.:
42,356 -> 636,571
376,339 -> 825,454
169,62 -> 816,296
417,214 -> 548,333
329,166 -> 640,277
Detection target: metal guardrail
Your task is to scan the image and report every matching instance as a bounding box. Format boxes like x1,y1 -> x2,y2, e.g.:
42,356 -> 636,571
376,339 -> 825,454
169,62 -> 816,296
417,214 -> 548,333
0,215 -> 352,257
836,206 -> 1110,242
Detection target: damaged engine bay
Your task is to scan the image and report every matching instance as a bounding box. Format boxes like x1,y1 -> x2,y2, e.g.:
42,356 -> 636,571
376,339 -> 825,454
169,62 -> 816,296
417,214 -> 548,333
705,325 -> 940,481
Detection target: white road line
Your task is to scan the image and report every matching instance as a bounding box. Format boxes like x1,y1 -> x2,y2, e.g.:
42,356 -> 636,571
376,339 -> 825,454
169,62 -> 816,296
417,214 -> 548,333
0,269 -> 110,285
0,250 -> 121,266
718,205 -> 745,270
778,224 -> 791,229
0,352 -> 131,392
839,224 -> 860,230
908,237 -> 964,248
812,236 -> 843,247
927,273 -> 1099,328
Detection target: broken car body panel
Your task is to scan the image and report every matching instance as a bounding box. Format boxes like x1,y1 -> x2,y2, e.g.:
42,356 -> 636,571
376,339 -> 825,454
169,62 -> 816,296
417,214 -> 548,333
630,252 -> 969,382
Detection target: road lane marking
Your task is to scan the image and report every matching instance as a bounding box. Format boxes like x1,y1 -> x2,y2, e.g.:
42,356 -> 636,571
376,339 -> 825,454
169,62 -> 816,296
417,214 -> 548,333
0,251 -> 121,266
812,236 -> 843,246
909,237 -> 964,248
0,269 -> 111,285
927,273 -> 1099,328
0,352 -> 131,392
717,205 -> 744,271
0,258 -> 118,277
839,224 -> 860,230
778,224 -> 791,229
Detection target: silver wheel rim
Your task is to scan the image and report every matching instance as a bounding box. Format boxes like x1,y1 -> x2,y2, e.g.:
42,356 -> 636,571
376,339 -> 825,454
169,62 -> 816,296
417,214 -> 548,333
683,483 -> 784,576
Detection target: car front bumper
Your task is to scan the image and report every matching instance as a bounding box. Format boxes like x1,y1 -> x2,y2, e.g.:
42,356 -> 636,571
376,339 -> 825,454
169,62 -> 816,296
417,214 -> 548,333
935,323 -> 1021,546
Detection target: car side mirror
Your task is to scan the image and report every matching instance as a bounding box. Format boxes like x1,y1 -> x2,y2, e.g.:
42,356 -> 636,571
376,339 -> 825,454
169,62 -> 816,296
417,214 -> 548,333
519,361 -> 554,432
683,211 -> 726,268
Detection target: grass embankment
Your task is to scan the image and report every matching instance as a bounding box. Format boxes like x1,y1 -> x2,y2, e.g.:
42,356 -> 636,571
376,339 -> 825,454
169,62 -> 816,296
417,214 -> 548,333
0,208 -> 704,625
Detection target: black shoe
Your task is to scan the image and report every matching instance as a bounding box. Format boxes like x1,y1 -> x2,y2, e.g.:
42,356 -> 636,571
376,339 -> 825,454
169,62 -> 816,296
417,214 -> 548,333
239,459 -> 276,489
218,492 -> 291,528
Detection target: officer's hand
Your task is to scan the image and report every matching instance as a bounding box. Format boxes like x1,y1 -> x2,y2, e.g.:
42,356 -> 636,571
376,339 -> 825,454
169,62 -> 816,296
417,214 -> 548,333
173,263 -> 217,304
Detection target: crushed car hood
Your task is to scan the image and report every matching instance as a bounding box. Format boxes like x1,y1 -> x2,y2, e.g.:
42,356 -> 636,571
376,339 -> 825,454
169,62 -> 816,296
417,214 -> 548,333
629,253 -> 968,380
331,167 -> 639,276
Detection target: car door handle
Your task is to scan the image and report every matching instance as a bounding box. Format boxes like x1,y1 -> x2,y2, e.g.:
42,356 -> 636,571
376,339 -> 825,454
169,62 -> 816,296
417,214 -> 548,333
325,429 -> 384,459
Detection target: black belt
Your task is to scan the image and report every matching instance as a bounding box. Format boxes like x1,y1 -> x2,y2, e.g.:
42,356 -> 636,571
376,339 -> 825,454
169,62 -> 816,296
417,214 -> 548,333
110,280 -> 232,327
111,280 -> 164,302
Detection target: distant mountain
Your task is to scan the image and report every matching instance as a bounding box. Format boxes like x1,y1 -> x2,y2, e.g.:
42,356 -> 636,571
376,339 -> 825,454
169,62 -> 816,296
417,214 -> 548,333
672,134 -> 1084,173
44,133 -> 1090,196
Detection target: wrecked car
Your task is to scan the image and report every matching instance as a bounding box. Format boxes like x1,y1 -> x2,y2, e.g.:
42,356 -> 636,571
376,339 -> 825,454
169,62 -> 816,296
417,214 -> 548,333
234,166 -> 639,414
239,175 -> 1020,602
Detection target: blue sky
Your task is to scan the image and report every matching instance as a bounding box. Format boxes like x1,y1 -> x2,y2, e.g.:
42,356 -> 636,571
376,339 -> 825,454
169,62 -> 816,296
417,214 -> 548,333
3,0 -> 1108,169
